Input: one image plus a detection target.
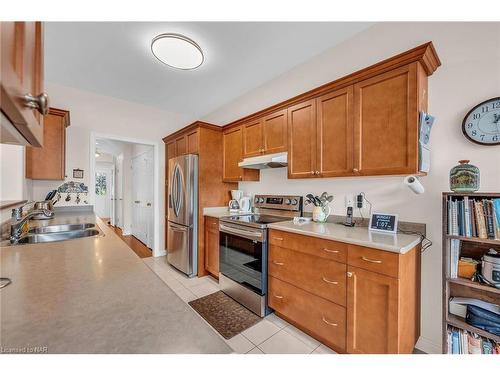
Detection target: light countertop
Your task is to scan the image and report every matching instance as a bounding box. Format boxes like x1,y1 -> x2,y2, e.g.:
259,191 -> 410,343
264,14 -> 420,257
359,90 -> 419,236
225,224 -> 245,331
267,221 -> 421,254
0,210 -> 231,354
203,206 -> 234,218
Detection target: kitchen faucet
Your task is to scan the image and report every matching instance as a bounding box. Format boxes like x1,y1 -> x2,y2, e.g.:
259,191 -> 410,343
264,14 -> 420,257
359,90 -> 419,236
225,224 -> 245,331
10,202 -> 54,243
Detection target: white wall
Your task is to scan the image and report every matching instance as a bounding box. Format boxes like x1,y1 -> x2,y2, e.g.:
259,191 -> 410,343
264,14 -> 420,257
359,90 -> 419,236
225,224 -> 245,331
0,143 -> 32,222
30,83 -> 192,253
203,22 -> 500,353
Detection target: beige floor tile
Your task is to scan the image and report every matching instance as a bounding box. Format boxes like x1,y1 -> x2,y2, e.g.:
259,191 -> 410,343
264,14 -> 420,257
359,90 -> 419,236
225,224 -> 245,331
241,319 -> 281,345
258,330 -> 314,354
225,334 -> 255,354
173,287 -> 198,302
246,347 -> 264,354
264,313 -> 289,329
179,275 -> 213,288
188,282 -> 220,298
283,325 -> 321,350
312,344 -> 337,354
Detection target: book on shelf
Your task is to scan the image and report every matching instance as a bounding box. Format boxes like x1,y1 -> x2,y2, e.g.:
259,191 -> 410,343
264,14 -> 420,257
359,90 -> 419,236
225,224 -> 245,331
447,326 -> 499,354
450,239 -> 461,278
447,196 -> 500,241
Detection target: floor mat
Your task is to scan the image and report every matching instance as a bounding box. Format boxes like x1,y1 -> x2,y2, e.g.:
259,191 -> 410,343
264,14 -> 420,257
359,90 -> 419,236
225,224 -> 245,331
188,291 -> 261,339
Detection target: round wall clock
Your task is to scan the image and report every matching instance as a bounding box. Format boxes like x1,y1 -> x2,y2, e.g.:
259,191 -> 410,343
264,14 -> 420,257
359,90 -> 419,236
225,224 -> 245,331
462,97 -> 500,145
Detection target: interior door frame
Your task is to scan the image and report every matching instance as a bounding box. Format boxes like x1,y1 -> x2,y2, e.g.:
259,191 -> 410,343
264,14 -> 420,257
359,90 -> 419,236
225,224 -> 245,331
90,132 -> 161,257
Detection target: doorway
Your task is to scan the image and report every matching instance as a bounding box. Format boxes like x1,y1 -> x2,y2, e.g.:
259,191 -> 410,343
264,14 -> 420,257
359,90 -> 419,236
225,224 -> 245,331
92,136 -> 156,258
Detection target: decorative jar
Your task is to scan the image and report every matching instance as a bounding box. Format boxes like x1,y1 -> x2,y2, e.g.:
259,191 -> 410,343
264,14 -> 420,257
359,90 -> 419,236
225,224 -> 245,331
449,160 -> 480,193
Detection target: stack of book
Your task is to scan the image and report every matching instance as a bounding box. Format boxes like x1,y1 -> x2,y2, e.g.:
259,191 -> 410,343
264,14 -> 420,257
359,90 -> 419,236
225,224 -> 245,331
447,196 -> 500,240
447,327 -> 499,354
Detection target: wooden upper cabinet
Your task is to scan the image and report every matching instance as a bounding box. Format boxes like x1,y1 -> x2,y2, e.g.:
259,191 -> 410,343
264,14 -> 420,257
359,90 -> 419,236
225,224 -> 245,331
175,135 -> 187,156
242,119 -> 263,157
287,100 -> 316,179
0,22 -> 45,147
346,266 -> 399,354
166,140 -> 176,160
263,109 -> 287,154
316,87 -> 354,177
223,126 -> 243,181
186,130 -> 199,154
222,126 -> 259,182
26,108 -> 70,180
353,64 -> 418,176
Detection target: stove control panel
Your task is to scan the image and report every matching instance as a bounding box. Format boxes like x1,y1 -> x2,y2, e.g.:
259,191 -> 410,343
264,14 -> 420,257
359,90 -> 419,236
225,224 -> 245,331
254,195 -> 303,212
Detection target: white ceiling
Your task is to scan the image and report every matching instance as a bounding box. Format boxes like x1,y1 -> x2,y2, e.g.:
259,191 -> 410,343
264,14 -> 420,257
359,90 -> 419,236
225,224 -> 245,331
45,22 -> 372,120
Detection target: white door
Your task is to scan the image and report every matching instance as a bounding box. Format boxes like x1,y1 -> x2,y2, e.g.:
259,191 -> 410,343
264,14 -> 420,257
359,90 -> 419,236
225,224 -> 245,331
95,167 -> 112,220
132,149 -> 154,247
115,155 -> 124,229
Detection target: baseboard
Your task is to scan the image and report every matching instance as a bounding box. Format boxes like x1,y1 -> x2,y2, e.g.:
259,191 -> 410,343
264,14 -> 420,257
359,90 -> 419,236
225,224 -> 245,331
415,336 -> 441,354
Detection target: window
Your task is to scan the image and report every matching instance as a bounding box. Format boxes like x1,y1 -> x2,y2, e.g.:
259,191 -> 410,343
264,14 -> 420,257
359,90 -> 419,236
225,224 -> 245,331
95,172 -> 107,195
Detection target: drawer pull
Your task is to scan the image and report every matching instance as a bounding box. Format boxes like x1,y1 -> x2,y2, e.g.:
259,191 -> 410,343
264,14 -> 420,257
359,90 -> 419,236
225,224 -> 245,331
274,295 -> 284,299
361,256 -> 382,264
272,260 -> 284,266
322,248 -> 339,254
322,317 -> 338,327
321,276 -> 338,285
273,237 -> 284,241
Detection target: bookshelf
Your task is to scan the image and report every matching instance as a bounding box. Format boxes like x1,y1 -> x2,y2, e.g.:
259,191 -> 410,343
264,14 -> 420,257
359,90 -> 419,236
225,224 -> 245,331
442,192 -> 500,354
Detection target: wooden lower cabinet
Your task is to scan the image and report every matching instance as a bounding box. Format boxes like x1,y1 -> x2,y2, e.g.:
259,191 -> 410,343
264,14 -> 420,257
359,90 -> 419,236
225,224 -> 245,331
269,276 -> 346,352
346,266 -> 399,354
204,217 -> 219,277
268,229 -> 420,354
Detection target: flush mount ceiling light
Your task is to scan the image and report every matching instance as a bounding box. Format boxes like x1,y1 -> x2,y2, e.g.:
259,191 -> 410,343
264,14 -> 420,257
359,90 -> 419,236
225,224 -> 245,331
151,33 -> 204,70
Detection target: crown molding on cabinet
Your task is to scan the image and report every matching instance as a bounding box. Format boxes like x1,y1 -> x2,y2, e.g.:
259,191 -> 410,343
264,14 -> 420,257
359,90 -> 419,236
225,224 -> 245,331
221,42 -> 441,131
162,121 -> 221,143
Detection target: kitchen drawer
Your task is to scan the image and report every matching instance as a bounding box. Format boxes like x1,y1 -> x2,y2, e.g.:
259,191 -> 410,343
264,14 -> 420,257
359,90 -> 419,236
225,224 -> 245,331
205,216 -> 219,233
269,276 -> 346,352
269,229 -> 347,263
347,244 -> 399,278
269,245 -> 346,306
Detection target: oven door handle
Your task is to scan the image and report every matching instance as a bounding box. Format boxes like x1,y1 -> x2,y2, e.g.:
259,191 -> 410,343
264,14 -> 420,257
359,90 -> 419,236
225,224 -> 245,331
219,224 -> 263,241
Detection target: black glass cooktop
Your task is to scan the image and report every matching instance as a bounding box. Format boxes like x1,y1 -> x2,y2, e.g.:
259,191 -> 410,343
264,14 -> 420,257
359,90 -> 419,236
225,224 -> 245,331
225,214 -> 289,225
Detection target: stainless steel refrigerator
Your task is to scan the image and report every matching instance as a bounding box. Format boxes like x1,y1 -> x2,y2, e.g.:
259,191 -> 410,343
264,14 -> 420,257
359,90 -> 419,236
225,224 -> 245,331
167,154 -> 198,277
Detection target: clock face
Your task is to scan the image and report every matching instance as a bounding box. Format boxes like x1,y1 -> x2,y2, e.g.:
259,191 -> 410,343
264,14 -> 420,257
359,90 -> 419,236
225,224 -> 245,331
462,97 -> 500,145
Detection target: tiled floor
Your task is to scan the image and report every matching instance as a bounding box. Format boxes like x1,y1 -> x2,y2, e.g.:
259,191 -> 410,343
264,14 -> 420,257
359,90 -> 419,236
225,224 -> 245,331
143,256 -> 336,354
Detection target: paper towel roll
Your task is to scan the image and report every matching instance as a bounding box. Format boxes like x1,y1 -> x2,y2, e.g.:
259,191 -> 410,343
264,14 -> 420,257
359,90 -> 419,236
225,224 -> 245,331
404,175 -> 424,194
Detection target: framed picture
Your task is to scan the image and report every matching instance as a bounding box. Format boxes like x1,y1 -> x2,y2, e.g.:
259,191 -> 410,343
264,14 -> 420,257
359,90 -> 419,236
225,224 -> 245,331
73,169 -> 84,179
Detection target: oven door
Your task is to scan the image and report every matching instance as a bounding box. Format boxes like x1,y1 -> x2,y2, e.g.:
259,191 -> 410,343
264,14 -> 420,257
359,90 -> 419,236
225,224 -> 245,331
219,223 -> 266,295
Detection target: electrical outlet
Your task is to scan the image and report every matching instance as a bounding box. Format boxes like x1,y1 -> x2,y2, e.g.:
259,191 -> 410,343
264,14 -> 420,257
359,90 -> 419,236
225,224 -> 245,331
356,193 -> 364,209
345,194 -> 354,208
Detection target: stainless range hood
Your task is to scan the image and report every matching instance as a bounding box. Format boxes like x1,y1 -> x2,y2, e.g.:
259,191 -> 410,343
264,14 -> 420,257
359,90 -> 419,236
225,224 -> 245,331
238,152 -> 287,169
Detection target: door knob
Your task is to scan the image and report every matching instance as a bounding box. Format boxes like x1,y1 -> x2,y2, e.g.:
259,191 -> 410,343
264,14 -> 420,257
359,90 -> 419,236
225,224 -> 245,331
24,93 -> 49,115
146,203 -> 152,207
134,200 -> 141,204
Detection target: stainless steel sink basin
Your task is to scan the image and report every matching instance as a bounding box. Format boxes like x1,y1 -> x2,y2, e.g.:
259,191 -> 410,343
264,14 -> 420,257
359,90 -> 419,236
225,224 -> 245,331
17,229 -> 101,244
28,223 -> 95,234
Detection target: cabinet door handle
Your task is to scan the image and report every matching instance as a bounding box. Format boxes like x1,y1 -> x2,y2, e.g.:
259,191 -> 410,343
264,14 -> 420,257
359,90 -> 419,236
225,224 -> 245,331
24,92 -> 49,115
322,276 -> 338,285
310,171 -> 315,175
272,260 -> 284,266
274,295 -> 284,299
322,317 -> 338,327
315,171 -> 320,175
322,248 -> 339,254
347,272 -> 353,277
361,256 -> 382,264
272,237 -> 283,241
353,168 -> 359,172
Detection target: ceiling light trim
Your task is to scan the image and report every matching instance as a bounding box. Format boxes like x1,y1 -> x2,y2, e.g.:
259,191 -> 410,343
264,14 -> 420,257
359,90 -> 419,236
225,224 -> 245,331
151,33 -> 204,70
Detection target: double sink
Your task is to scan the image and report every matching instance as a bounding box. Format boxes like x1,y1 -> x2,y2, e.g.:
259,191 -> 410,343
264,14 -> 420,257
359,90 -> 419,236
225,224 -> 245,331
13,223 -> 102,245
